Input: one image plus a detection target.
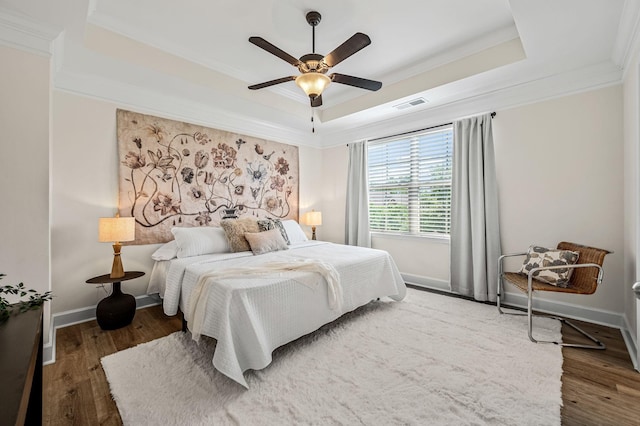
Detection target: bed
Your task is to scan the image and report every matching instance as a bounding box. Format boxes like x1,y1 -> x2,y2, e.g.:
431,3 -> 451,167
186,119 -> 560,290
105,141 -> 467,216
147,220 -> 407,387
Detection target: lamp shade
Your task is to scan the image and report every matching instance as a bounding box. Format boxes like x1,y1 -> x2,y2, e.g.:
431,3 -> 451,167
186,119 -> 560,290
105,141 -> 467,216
301,211 -> 322,227
98,217 -> 135,243
295,73 -> 331,98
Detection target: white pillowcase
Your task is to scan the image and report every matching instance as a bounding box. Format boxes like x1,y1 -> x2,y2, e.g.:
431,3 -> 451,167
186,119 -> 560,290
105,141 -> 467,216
282,220 -> 308,244
171,227 -> 230,258
151,240 -> 179,261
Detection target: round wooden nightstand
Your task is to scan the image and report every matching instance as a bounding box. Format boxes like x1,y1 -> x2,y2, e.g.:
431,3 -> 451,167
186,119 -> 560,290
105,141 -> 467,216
86,271 -> 144,330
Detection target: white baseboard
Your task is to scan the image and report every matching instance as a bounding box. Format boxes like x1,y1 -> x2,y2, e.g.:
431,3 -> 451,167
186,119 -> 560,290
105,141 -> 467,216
402,273 -> 639,367
621,314 -> 639,371
499,291 -> 624,328
402,273 -> 451,292
403,272 -> 624,326
43,294 -> 161,365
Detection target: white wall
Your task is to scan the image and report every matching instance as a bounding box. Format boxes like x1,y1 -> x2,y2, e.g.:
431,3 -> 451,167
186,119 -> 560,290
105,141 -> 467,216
50,90 -> 318,315
299,144 -> 324,240
0,45 -> 51,333
52,92 -> 151,313
623,48 -> 639,356
320,145 -> 348,244
322,85 -> 625,318
494,85 -> 624,313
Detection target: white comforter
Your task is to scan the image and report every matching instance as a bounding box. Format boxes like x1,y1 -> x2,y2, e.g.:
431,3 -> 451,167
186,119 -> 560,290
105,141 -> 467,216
148,241 -> 407,387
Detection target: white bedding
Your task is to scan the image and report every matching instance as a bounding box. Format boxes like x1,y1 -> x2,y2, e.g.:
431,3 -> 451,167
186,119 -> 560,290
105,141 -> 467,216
147,241 -> 407,387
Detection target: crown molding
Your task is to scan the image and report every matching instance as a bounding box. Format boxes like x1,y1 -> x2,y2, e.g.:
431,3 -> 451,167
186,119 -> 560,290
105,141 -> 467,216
51,57 -> 622,151
54,69 -> 317,148
85,13 -> 310,107
86,11 -> 254,84
318,61 -> 623,147
613,0 -> 640,76
0,6 -> 61,57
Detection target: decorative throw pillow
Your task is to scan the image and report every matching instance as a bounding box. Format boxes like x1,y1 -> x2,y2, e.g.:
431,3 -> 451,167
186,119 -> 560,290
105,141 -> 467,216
244,228 -> 289,255
281,220 -> 308,244
220,218 -> 261,252
257,218 -> 290,245
171,227 -> 230,258
519,246 -> 579,287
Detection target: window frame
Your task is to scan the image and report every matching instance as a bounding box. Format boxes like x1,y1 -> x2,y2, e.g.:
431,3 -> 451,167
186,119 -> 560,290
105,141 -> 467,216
367,124 -> 453,239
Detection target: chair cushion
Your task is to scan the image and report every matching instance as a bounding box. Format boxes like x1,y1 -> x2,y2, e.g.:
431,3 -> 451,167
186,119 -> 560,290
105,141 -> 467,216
503,272 -> 581,294
518,246 -> 579,287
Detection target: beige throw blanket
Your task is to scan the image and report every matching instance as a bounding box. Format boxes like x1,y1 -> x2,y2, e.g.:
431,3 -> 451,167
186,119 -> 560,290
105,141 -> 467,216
186,258 -> 342,341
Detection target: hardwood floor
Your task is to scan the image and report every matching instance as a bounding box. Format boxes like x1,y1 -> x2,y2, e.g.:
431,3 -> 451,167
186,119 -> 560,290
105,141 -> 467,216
561,320 -> 640,426
43,305 -> 640,425
43,306 -> 182,425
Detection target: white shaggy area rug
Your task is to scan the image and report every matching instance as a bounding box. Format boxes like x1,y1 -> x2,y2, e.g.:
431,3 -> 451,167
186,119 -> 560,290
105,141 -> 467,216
101,288 -> 563,425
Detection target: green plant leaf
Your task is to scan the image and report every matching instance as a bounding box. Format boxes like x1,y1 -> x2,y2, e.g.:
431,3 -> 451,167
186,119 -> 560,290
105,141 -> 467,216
0,274 -> 53,324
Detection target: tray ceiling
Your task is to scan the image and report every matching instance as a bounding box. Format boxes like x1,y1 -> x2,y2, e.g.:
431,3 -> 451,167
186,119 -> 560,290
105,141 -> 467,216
0,0 -> 632,146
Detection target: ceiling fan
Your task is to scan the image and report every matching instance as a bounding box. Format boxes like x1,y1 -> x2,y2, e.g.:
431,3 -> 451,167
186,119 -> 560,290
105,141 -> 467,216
248,11 -> 382,107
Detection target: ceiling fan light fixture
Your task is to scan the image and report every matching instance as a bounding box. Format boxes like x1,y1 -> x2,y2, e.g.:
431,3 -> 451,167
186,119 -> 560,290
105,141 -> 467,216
295,72 -> 331,99
248,10 -> 381,110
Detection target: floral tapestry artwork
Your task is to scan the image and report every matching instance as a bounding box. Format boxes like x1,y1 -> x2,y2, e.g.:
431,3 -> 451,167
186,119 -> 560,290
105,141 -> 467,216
117,109 -> 299,245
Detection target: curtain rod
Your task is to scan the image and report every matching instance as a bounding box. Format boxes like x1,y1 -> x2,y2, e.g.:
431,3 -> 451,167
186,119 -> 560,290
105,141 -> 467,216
364,111 -> 496,144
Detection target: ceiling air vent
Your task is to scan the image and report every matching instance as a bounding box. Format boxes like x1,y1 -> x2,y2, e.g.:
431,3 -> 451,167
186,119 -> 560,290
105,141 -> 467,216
393,97 -> 428,110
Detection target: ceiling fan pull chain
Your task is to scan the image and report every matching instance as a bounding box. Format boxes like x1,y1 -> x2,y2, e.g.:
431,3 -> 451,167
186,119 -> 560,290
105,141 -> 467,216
311,107 -> 315,133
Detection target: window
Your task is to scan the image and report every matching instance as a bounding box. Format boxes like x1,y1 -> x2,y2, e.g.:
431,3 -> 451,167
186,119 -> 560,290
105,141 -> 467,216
367,125 -> 453,237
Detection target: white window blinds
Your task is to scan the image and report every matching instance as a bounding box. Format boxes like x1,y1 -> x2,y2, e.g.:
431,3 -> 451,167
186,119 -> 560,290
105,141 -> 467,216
367,125 -> 453,236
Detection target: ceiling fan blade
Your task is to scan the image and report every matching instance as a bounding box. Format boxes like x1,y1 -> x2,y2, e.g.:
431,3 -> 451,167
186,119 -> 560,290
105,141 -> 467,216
331,73 -> 382,91
323,33 -> 371,67
249,37 -> 302,67
248,76 -> 296,90
311,95 -> 323,107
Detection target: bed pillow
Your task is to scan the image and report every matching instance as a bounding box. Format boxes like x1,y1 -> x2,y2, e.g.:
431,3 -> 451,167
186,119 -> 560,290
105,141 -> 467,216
257,218 -> 290,245
519,246 -> 579,287
171,226 -> 230,258
151,240 -> 178,261
220,218 -> 261,252
244,228 -> 289,255
282,220 -> 308,244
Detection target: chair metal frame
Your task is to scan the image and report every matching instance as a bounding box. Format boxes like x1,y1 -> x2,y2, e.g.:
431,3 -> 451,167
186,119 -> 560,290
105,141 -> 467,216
497,252 -> 606,350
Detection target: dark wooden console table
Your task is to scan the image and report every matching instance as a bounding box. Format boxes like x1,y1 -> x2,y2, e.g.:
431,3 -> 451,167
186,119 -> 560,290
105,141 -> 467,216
0,307 -> 43,426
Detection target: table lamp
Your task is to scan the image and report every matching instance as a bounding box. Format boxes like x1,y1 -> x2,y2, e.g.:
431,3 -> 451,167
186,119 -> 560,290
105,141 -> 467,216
301,210 -> 322,240
99,215 -> 136,278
